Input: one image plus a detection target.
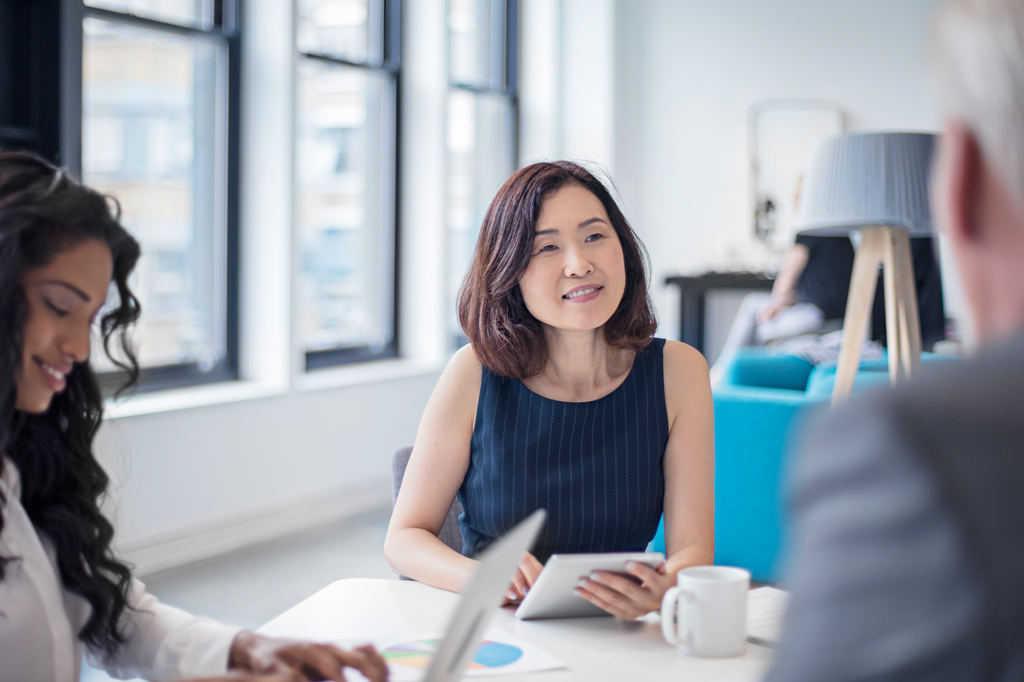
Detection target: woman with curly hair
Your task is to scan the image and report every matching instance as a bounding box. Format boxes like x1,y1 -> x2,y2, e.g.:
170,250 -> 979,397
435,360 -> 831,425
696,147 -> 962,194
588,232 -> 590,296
0,151 -> 386,682
385,161 -> 714,620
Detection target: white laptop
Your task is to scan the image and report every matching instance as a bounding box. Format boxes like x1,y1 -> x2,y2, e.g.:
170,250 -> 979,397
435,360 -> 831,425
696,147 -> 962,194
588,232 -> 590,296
418,509 -> 546,682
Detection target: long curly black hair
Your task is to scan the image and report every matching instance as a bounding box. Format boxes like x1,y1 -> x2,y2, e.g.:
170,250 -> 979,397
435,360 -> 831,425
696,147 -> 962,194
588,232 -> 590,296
0,151 -> 142,655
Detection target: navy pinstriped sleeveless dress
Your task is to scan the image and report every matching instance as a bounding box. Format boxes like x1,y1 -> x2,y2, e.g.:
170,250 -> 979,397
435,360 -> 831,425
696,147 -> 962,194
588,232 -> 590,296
457,338 -> 669,563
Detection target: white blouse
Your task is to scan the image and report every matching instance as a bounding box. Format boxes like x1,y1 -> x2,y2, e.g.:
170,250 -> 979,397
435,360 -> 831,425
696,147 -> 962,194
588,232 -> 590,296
0,458 -> 241,682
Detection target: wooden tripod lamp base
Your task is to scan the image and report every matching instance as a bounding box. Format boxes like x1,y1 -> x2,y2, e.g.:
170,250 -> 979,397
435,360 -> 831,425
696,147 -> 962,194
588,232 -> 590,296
832,226 -> 922,406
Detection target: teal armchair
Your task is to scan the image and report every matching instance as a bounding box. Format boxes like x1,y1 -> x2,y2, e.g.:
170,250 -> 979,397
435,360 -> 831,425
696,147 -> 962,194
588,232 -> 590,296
651,350 -> 958,583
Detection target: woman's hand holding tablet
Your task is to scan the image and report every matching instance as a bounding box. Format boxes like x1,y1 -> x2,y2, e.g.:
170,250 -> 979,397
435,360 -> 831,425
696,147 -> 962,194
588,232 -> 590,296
514,552 -> 665,620
504,551 -> 544,603
575,559 -> 672,620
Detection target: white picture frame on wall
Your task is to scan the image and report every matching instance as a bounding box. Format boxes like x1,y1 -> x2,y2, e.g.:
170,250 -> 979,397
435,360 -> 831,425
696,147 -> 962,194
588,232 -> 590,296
749,100 -> 845,252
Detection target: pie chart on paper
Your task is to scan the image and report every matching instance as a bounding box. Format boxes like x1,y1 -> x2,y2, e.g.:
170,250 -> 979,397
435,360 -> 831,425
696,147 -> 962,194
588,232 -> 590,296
383,638 -> 524,671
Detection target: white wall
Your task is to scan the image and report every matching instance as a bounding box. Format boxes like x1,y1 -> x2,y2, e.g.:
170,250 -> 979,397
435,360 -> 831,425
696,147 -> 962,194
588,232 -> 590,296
98,375 -> 437,573
608,0 -> 946,339
98,0 -> 449,575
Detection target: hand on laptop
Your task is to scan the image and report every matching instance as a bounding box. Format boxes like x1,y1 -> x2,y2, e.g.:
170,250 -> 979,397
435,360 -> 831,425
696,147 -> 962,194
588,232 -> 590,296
186,671 -> 301,675
574,560 -> 671,620
229,631 -> 389,682
503,551 -> 544,604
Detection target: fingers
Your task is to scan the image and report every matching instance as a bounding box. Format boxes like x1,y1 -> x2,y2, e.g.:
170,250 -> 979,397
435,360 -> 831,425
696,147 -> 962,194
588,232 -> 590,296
270,642 -> 389,682
335,644 -> 389,682
521,552 -> 544,586
508,553 -> 545,602
624,562 -> 673,603
625,561 -> 671,592
581,574 -> 647,615
590,571 -> 649,602
189,671 -> 299,675
508,568 -> 528,602
575,569 -> 664,619
354,644 -> 389,682
574,584 -> 635,620
288,643 -> 347,682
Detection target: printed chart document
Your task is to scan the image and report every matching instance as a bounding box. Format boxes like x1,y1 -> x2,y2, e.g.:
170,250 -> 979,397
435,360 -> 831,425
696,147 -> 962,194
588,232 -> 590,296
747,586 -> 790,647
357,628 -> 565,680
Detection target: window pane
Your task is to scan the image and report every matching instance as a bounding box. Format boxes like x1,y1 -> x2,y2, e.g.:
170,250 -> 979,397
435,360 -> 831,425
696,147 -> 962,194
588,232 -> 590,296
296,57 -> 395,354
446,89 -> 514,346
448,0 -> 493,87
86,0 -> 209,29
297,0 -> 371,63
83,18 -> 226,372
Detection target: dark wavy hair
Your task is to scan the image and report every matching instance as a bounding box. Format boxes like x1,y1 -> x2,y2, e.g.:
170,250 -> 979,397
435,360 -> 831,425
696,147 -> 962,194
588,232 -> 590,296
0,151 -> 141,655
457,161 -> 657,378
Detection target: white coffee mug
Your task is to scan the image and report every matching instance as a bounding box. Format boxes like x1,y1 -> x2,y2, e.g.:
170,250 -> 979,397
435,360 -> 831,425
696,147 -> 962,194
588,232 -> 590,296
661,565 -> 750,658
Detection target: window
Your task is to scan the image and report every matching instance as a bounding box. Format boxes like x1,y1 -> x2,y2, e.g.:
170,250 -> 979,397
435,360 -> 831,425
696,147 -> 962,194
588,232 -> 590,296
295,0 -> 400,370
446,0 -> 517,348
80,0 -> 239,392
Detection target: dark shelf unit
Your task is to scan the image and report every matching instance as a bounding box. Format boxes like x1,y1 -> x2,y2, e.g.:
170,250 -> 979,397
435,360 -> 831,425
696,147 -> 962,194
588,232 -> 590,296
664,272 -> 775,356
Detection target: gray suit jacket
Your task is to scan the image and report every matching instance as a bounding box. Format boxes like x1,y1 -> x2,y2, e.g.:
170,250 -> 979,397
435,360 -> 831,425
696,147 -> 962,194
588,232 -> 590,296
766,331 -> 1024,681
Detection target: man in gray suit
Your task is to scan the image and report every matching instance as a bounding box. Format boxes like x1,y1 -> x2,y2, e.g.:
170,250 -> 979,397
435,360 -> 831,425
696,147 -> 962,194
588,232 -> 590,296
765,0 -> 1024,679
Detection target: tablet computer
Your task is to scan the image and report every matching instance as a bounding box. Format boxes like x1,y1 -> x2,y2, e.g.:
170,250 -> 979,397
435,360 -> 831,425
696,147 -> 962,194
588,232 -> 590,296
514,552 -> 665,620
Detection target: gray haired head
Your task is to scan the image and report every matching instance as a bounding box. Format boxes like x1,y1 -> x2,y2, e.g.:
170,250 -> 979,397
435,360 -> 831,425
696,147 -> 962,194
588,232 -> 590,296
928,0 -> 1024,210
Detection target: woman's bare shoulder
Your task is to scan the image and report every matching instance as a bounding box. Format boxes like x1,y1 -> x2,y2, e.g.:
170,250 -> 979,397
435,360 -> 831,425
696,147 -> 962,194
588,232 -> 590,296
662,340 -> 707,374
659,340 -> 712,434
445,343 -> 484,385
428,343 -> 484,418
661,340 -> 710,398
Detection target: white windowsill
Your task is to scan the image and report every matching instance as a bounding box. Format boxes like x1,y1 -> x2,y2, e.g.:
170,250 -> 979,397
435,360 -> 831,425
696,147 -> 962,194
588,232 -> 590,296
295,357 -> 442,393
102,358 -> 443,419
104,379 -> 289,420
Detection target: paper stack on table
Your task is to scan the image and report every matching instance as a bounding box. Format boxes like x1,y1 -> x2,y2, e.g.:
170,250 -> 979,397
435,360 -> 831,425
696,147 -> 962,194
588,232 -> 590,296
747,586 -> 790,647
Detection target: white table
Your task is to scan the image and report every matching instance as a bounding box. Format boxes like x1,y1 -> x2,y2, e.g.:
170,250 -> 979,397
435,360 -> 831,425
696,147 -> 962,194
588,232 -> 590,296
259,579 -> 772,681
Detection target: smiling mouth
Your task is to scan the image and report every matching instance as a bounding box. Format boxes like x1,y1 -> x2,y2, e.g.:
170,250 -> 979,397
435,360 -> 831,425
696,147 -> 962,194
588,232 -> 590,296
36,358 -> 67,382
563,286 -> 601,300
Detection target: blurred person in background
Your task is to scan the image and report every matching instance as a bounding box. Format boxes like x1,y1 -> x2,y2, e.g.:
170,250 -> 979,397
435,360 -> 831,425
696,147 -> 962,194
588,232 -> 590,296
711,234 -> 945,385
709,234 -> 856,384
0,152 -> 387,682
765,0 -> 1024,679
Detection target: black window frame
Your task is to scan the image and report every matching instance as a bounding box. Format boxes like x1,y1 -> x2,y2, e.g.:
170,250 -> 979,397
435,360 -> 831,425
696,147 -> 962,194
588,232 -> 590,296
0,0 -> 62,162
58,0 -> 243,395
297,0 -> 402,372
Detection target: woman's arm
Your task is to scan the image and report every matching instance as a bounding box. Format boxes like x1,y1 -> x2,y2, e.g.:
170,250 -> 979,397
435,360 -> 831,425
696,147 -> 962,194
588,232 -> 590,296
759,243 -> 810,322
576,340 -> 714,618
87,579 -> 387,682
661,340 -> 716,573
771,242 -> 810,300
383,345 -> 482,592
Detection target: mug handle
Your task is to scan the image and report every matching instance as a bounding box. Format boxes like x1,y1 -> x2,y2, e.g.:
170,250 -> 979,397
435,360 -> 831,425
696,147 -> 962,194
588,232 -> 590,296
661,586 -> 694,646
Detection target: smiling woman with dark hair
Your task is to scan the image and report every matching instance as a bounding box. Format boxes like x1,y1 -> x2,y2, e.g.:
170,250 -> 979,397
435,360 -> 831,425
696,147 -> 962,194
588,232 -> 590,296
0,151 -> 387,682
385,161 -> 714,620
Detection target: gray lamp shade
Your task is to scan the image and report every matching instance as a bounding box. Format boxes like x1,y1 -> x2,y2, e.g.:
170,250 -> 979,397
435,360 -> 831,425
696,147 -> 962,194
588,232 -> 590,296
794,131 -> 938,236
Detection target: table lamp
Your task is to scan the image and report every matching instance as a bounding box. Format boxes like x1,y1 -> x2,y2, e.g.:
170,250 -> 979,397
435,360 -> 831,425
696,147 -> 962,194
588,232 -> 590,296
793,131 -> 938,404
